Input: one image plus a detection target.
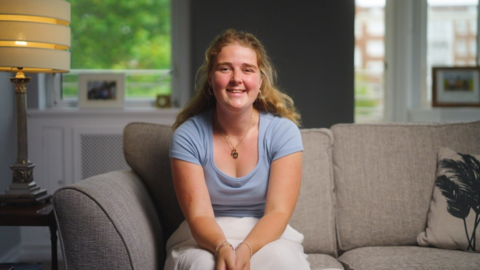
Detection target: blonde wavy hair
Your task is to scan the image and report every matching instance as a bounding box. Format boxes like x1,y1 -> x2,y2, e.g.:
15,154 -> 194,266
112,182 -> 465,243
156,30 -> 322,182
172,28 -> 301,130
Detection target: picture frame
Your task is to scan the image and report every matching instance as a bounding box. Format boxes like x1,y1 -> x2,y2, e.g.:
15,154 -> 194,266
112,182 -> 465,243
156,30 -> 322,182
156,94 -> 171,109
432,67 -> 480,107
78,73 -> 125,108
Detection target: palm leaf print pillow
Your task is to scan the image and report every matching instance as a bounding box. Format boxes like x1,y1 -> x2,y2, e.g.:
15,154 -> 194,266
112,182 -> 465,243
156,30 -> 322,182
417,147 -> 480,252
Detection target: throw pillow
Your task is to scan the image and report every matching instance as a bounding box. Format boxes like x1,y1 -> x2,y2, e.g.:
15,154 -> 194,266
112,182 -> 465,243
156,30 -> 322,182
417,147 -> 480,252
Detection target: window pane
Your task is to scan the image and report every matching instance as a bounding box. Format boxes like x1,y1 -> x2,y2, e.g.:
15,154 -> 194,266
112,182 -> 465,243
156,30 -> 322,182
427,0 -> 478,102
63,0 -> 171,99
355,0 -> 385,123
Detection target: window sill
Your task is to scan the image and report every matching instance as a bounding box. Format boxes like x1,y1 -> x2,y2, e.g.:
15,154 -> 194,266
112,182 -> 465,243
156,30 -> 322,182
52,97 -> 160,108
409,107 -> 480,122
27,107 -> 181,119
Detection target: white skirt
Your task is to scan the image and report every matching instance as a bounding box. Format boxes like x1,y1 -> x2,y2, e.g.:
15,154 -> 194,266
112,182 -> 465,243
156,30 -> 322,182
164,217 -> 310,270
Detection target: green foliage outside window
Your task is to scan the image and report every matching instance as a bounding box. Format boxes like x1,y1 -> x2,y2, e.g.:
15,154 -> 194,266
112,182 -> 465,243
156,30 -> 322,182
354,72 -> 383,122
64,0 -> 171,98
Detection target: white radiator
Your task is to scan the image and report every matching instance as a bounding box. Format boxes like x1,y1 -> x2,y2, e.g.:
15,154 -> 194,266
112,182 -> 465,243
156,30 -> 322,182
74,128 -> 130,182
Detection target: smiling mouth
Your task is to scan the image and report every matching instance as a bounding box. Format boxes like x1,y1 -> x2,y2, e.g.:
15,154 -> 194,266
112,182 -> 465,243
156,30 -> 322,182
227,89 -> 246,93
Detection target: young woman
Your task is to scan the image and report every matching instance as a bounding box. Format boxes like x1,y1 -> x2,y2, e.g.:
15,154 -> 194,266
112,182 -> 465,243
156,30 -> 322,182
166,29 -> 309,270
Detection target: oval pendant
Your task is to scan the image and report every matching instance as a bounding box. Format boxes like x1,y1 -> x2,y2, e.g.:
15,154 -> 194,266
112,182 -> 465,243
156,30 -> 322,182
232,151 -> 239,159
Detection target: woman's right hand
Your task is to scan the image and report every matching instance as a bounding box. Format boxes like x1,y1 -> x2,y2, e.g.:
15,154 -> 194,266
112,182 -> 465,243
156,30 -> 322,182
215,245 -> 236,270
234,243 -> 251,270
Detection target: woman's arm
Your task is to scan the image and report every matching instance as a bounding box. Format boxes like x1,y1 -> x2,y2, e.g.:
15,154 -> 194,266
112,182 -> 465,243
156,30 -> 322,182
171,158 -> 236,269
235,151 -> 303,266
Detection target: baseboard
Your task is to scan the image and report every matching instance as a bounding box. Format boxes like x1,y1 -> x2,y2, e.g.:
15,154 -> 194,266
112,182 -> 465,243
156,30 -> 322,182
0,243 -> 21,262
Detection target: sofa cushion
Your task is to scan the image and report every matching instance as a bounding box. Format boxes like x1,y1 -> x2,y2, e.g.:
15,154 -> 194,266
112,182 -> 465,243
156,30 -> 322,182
124,123 -> 184,241
332,121 -> 480,252
338,246 -> 480,270
289,128 -> 337,256
307,253 -> 344,270
417,147 -> 480,252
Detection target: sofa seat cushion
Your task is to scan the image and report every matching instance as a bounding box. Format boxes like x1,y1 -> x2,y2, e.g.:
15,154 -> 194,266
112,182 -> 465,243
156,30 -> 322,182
307,253 -> 344,270
338,246 -> 480,270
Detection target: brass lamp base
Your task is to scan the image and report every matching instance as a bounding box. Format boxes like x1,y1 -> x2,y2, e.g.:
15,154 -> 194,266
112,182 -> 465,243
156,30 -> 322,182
0,70 -> 50,205
0,181 -> 51,203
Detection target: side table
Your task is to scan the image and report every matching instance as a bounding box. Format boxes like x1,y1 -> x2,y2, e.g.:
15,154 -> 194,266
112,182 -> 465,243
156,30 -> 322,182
0,201 -> 58,270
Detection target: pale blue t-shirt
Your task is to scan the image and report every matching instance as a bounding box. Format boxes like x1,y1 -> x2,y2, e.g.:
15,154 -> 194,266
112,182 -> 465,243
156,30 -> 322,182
169,109 -> 303,218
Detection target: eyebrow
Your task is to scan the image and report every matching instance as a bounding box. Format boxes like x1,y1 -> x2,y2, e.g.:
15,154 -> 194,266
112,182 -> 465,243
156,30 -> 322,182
242,63 -> 258,69
216,62 -> 258,69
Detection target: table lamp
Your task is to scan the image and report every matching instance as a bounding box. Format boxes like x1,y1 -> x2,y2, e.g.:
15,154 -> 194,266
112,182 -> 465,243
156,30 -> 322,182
0,0 -> 70,203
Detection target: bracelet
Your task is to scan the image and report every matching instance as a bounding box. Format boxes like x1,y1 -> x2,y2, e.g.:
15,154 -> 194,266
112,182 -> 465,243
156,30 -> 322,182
215,240 -> 234,258
237,241 -> 253,258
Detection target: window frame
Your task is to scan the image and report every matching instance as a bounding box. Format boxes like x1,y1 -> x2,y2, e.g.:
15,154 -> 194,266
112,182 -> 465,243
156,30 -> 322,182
384,0 -> 428,122
46,0 -> 191,109
385,0 -> 480,122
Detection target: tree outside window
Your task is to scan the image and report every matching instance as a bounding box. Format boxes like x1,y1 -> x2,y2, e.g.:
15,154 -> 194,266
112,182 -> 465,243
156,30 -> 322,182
63,0 -> 171,99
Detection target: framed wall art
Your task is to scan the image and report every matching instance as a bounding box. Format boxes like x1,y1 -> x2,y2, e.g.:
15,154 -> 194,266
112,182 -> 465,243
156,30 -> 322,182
78,73 -> 125,108
156,94 -> 171,109
432,67 -> 480,107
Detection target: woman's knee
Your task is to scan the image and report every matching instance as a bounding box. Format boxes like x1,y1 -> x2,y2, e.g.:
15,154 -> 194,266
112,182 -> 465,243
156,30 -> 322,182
251,240 -> 308,269
174,248 -> 215,270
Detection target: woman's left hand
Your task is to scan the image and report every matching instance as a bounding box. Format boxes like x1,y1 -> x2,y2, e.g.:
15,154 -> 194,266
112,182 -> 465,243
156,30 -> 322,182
234,244 -> 251,270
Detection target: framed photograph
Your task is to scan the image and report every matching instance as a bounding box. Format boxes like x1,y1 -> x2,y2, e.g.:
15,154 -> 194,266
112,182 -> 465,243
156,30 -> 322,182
432,67 -> 480,107
156,94 -> 171,109
78,73 -> 125,108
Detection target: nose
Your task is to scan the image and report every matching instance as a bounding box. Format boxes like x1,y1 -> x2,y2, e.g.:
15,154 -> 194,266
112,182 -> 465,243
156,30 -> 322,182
231,71 -> 242,84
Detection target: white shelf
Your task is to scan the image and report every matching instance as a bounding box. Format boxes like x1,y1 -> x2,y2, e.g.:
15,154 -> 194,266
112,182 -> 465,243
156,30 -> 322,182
27,107 -> 181,119
409,107 -> 480,122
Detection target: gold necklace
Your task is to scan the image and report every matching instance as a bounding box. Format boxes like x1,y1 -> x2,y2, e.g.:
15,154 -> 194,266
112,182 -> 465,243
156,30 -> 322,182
216,109 -> 253,159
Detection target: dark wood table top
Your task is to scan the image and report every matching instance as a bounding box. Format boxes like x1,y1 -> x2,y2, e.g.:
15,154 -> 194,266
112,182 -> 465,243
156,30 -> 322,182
0,202 -> 55,227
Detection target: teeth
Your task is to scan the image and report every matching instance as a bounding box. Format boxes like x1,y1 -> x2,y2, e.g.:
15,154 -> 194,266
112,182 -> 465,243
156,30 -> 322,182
229,90 -> 244,93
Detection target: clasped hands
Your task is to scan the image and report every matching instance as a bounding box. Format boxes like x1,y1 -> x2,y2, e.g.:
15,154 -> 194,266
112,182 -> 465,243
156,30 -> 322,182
215,241 -> 252,270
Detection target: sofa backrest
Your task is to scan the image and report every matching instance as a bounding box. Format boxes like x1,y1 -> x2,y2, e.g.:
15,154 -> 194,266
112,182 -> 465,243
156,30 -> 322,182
123,122 -> 184,242
123,122 -> 339,256
291,128 -> 337,256
331,121 -> 480,252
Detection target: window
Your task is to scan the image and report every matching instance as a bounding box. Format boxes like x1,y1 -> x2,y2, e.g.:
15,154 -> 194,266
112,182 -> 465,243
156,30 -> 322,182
470,39 -> 477,56
366,20 -> 385,36
355,0 -> 480,123
366,40 -> 384,57
60,0 -> 171,105
354,0 -> 385,123
426,0 -> 478,102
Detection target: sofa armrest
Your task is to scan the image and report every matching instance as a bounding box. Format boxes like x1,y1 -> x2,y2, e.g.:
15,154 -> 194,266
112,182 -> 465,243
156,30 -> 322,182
53,170 -> 164,270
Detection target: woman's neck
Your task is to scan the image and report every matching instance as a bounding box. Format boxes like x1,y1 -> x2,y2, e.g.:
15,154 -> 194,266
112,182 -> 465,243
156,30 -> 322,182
214,106 -> 256,137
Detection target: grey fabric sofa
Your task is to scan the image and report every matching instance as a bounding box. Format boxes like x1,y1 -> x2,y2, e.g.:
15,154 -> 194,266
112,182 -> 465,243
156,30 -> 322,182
53,121 -> 480,270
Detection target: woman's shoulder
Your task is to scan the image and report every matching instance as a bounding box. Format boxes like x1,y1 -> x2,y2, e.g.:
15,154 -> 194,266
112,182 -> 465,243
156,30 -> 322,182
261,112 -> 303,161
261,112 -> 299,132
170,110 -> 211,162
174,110 -> 211,134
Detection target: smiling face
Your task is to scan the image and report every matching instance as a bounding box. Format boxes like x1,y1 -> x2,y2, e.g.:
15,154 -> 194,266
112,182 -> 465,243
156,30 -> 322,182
209,43 -> 263,113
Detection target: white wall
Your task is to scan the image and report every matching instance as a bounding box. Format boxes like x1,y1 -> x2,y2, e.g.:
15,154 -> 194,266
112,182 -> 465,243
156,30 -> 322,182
0,73 -> 21,259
